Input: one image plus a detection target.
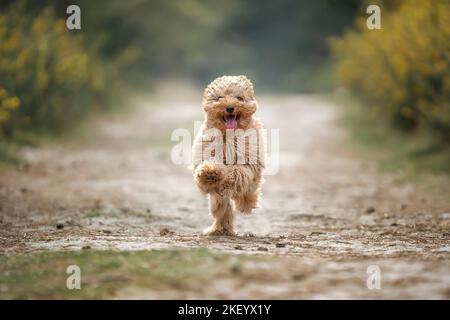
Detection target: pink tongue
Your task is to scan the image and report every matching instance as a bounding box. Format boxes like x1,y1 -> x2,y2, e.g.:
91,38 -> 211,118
225,118 -> 237,129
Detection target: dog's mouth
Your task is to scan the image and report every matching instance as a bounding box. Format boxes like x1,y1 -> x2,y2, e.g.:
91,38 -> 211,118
223,114 -> 239,130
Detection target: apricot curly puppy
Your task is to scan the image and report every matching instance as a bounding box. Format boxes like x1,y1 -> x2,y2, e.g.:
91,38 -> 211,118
192,75 -> 265,236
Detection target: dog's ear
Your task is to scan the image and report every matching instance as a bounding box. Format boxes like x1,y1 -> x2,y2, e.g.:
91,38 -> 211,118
238,75 -> 255,100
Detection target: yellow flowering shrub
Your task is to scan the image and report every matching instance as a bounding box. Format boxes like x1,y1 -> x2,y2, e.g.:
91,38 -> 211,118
0,5 -> 112,137
0,88 -> 20,129
331,0 -> 450,140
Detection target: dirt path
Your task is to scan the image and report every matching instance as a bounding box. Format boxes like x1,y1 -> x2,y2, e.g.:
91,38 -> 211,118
1,86 -> 449,298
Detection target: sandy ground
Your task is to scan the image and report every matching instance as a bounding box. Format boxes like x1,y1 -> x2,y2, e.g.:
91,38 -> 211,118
0,86 -> 449,299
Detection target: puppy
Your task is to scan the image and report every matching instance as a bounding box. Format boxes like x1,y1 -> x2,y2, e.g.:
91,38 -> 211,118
192,75 -> 265,235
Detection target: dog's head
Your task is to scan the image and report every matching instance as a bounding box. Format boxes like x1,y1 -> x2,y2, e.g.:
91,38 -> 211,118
203,75 -> 257,130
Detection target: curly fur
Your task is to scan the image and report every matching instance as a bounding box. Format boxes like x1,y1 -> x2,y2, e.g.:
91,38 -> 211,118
192,75 -> 265,236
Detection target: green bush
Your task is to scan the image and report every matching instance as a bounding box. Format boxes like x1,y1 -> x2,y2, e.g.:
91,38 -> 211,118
331,0 -> 450,142
0,5 -> 116,138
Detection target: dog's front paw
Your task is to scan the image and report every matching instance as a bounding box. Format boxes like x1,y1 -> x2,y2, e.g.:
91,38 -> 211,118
194,162 -> 224,193
203,225 -> 235,236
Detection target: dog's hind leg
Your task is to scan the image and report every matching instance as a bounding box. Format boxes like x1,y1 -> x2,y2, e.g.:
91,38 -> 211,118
218,165 -> 252,197
235,189 -> 260,214
235,174 -> 262,214
203,193 -> 235,236
219,165 -> 261,214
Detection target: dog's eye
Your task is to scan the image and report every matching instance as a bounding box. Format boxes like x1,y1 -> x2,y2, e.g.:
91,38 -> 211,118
215,96 -> 224,101
236,96 -> 244,102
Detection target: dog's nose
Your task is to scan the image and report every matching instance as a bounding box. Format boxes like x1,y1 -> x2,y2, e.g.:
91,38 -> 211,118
226,106 -> 234,113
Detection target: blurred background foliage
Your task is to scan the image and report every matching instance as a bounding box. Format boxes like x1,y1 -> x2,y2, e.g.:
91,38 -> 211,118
331,0 -> 450,143
0,1 -> 117,138
0,0 -> 448,158
0,0 -> 360,139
